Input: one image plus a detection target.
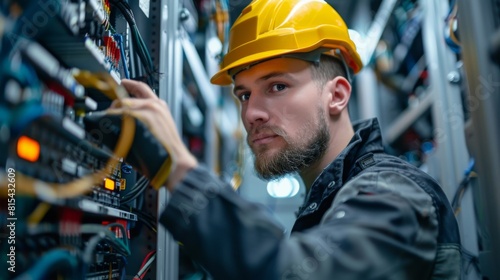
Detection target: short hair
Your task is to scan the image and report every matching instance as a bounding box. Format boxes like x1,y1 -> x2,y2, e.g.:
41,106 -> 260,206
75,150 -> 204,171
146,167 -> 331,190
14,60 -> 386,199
310,55 -> 347,87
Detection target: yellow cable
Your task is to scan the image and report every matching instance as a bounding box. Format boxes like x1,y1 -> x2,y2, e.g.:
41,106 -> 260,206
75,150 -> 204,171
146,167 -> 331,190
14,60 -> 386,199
149,156 -> 173,190
0,71 -> 135,200
121,110 -> 173,189
72,70 -> 129,99
27,202 -> 51,225
73,70 -> 135,160
449,17 -> 460,46
448,5 -> 460,46
212,1 -> 229,44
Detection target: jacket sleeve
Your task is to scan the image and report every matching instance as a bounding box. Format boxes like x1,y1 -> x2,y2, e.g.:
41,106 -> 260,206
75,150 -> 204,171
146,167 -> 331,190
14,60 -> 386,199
160,166 -> 440,280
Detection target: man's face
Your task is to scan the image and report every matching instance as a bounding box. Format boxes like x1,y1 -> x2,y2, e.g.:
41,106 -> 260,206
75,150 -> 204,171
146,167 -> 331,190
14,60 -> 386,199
233,58 -> 330,180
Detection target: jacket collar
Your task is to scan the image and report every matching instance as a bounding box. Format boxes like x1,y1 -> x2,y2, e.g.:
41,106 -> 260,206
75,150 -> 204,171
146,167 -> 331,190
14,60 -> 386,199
297,118 -> 385,217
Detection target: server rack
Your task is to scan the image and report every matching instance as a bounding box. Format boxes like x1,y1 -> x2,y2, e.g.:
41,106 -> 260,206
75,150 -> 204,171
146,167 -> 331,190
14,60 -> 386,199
0,0 -> 234,278
0,0 -> 177,278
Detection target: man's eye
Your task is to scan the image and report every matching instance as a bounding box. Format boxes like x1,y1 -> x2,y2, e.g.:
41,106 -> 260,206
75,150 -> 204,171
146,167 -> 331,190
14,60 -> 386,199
239,93 -> 250,102
271,84 -> 287,92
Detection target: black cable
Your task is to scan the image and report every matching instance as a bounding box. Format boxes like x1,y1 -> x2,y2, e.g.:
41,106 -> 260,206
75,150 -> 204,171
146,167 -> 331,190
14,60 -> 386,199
451,159 -> 476,216
130,27 -> 151,70
124,176 -> 147,195
133,208 -> 157,232
491,27 -> 500,65
110,0 -> 155,85
121,181 -> 148,203
121,177 -> 149,204
136,208 -> 157,223
120,177 -> 145,201
135,212 -> 156,232
130,25 -> 154,84
124,177 -> 148,197
120,205 -> 157,232
111,0 -> 135,24
451,176 -> 470,210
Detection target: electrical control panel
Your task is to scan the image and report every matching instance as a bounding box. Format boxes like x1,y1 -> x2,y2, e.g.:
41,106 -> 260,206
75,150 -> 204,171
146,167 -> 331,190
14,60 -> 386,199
0,0 -> 164,279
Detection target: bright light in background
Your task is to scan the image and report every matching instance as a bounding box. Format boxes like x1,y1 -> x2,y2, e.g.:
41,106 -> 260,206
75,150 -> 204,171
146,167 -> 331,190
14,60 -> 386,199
348,29 -> 368,65
207,36 -> 223,57
267,175 -> 301,198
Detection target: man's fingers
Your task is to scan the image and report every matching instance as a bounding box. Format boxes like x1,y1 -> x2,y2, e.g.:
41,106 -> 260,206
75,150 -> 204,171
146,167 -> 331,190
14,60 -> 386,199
108,99 -> 132,109
110,98 -> 158,109
121,79 -> 158,99
110,99 -> 120,108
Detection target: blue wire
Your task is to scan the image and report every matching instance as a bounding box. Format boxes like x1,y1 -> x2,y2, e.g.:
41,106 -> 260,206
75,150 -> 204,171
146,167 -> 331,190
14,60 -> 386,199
114,34 -> 130,79
444,0 -> 460,53
445,36 -> 461,54
446,0 -> 456,18
120,255 -> 128,280
464,158 -> 475,177
14,249 -> 78,280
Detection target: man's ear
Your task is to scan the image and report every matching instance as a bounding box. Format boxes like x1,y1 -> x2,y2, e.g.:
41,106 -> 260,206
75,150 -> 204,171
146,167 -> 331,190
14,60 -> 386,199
326,76 -> 351,115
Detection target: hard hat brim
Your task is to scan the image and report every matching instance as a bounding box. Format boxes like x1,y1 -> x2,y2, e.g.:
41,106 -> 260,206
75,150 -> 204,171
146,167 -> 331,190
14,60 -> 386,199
210,42 -> 362,86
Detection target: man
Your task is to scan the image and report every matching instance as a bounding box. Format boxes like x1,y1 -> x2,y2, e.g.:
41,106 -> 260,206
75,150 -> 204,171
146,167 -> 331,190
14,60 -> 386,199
112,0 -> 462,278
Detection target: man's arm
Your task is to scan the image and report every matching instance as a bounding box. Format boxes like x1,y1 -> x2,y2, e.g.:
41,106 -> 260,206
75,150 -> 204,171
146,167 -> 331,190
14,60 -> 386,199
161,166 -> 443,280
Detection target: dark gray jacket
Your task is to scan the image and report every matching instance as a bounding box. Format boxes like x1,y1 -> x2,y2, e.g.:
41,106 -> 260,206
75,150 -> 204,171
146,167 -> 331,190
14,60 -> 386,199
161,118 -> 461,280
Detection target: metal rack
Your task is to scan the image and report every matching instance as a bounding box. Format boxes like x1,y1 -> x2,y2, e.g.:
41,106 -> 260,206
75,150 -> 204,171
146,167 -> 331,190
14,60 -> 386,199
156,0 -> 226,278
157,0 -> 182,278
420,0 -> 479,271
356,0 -> 481,279
458,0 -> 500,278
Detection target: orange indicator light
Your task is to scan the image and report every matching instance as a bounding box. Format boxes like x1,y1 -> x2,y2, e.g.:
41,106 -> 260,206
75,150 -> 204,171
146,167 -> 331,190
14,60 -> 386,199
119,179 -> 126,190
104,178 -> 115,191
17,136 -> 40,162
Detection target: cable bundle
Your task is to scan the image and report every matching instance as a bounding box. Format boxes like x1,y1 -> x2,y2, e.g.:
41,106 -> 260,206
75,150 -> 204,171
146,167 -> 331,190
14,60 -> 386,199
121,176 -> 150,204
110,0 -> 155,86
445,0 -> 461,53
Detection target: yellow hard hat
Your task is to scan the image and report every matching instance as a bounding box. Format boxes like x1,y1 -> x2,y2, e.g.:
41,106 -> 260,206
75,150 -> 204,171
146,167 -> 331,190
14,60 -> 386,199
210,0 -> 364,85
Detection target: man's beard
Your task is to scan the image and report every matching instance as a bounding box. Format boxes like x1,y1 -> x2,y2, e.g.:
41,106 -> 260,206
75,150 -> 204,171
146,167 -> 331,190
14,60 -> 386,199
251,113 -> 330,180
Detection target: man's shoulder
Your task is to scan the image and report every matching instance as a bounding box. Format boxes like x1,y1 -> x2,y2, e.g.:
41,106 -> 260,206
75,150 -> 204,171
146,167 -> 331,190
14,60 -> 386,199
344,153 -> 453,220
368,152 -> 438,184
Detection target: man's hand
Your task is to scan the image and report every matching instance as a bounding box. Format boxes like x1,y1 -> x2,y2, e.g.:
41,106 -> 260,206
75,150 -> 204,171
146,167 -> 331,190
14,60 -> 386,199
108,79 -> 198,192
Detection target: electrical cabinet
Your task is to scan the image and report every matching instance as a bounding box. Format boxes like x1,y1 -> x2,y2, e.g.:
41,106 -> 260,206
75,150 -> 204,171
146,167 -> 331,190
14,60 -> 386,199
0,0 -> 173,279
0,0 -> 235,278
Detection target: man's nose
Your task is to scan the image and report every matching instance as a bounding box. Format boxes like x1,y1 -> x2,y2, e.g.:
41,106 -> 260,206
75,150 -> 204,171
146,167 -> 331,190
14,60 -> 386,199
243,95 -> 270,127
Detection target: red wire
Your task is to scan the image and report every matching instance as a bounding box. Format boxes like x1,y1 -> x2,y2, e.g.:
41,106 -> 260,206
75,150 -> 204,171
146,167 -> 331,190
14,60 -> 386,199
140,266 -> 150,279
140,251 -> 156,268
133,251 -> 156,280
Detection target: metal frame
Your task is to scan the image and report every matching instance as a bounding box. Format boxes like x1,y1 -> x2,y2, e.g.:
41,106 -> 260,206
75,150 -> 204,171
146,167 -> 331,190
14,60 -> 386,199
384,90 -> 434,144
458,0 -> 500,278
155,1 -> 223,278
361,0 -> 398,64
180,28 -> 218,170
420,0 -> 479,274
157,0 -> 182,279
